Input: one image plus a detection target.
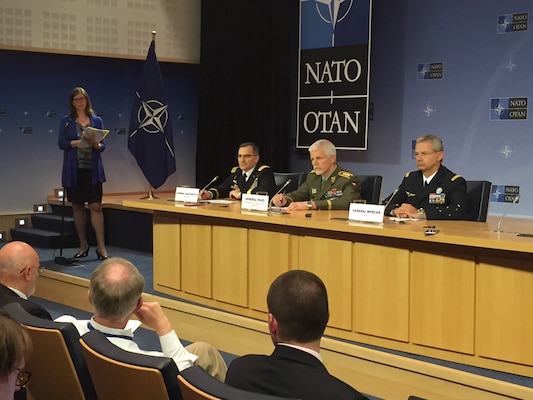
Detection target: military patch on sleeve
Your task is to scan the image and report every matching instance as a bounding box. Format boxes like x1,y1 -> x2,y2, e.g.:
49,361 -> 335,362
258,165 -> 270,171
230,166 -> 238,173
338,170 -> 353,179
451,174 -> 462,181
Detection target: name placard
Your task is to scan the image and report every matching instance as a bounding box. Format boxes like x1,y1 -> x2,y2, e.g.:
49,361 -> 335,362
174,187 -> 200,203
241,194 -> 269,212
348,203 -> 385,223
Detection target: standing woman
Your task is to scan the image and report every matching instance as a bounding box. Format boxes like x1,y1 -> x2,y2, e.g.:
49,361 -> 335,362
58,87 -> 109,260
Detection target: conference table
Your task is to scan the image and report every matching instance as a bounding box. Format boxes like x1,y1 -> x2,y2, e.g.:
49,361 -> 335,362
123,197 -> 533,378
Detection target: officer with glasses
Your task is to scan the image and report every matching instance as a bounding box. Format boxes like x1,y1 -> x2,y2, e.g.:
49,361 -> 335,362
384,134 -> 468,220
0,242 -> 51,320
199,142 -> 277,200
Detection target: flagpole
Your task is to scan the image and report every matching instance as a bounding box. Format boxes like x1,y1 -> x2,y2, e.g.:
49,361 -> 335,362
141,185 -> 159,200
129,29 -> 176,195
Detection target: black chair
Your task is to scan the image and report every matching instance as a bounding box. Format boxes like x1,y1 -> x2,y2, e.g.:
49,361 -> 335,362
178,365 -> 300,400
273,172 -> 306,194
80,329 -> 182,400
358,175 -> 383,204
466,180 -> 492,222
4,302 -> 97,400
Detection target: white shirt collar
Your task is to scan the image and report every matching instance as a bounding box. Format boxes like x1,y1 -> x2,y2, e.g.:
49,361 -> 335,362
278,343 -> 322,362
242,166 -> 256,179
89,317 -> 135,338
424,171 -> 438,185
8,287 -> 27,300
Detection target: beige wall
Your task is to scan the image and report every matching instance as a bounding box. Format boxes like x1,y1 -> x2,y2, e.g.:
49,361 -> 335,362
0,0 -> 200,63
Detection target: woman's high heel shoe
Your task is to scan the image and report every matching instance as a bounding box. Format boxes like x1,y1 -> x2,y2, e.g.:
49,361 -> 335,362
96,249 -> 109,260
73,244 -> 89,259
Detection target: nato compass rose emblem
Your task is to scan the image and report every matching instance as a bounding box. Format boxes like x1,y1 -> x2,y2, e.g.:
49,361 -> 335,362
131,94 -> 169,137
313,0 -> 354,46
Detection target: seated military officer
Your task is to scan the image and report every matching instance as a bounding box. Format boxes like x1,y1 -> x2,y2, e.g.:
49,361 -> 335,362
272,139 -> 361,210
384,134 -> 468,220
198,142 -> 277,200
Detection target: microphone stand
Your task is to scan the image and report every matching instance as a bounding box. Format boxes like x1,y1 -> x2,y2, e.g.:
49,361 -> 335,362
268,179 -> 292,213
54,188 -> 76,265
496,195 -> 520,233
55,120 -> 77,265
382,188 -> 399,216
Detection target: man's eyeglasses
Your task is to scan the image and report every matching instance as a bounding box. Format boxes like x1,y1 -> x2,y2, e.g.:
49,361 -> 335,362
414,151 -> 438,158
19,265 -> 45,275
237,154 -> 257,160
16,369 -> 32,387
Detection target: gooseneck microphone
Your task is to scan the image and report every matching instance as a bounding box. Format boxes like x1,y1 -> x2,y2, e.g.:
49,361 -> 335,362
200,176 -> 219,192
497,194 -> 520,233
269,179 -> 292,208
382,188 -> 399,215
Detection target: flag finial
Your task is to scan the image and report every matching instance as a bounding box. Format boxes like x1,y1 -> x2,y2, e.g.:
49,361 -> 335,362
152,31 -> 156,41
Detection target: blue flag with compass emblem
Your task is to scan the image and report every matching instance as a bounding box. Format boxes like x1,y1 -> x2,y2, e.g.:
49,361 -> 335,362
128,40 -> 176,189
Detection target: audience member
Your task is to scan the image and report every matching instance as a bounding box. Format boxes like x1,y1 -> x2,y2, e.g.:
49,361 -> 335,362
225,270 -> 368,400
0,311 -> 32,400
198,142 -> 277,200
0,242 -> 51,320
56,257 -> 227,381
272,139 -> 361,210
384,134 -> 468,219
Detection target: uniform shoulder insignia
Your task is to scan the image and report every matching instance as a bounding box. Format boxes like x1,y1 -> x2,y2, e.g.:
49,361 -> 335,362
451,174 -> 462,181
230,166 -> 239,173
257,165 -> 270,171
338,170 -> 353,179
405,171 -> 411,178
310,169 -> 317,174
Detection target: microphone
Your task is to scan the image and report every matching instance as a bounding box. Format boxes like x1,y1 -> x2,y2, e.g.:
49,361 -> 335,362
200,176 -> 219,192
269,179 -> 292,208
496,194 -> 519,233
382,188 -> 399,216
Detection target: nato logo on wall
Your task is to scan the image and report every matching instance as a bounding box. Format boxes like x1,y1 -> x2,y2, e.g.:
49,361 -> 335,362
497,12 -> 528,34
490,97 -> 528,120
297,0 -> 372,150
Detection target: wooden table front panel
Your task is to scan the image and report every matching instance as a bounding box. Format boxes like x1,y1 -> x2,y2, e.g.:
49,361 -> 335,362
181,221 -> 212,298
212,225 -> 248,307
298,235 -> 353,331
248,228 -> 292,312
353,242 -> 410,342
153,213 -> 182,291
410,251 -> 475,354
477,256 -> 533,365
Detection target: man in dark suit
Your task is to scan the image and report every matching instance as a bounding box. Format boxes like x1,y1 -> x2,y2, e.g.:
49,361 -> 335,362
225,270 -> 368,400
0,241 -> 52,320
384,134 -> 468,220
198,142 -> 277,200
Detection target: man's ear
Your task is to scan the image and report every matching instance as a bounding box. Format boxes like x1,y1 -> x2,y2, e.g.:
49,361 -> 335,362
268,313 -> 278,335
135,297 -> 143,312
87,290 -> 93,305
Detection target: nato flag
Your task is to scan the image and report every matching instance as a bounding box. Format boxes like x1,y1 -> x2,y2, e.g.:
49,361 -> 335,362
128,40 -> 176,189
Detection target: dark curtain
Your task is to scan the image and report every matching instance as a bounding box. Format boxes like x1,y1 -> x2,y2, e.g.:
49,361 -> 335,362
196,0 -> 299,187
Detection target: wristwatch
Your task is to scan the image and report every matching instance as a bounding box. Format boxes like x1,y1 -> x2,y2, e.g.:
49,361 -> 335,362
306,200 -> 313,210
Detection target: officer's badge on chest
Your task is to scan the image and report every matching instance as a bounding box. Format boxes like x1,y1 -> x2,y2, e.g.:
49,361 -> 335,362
429,187 -> 446,204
